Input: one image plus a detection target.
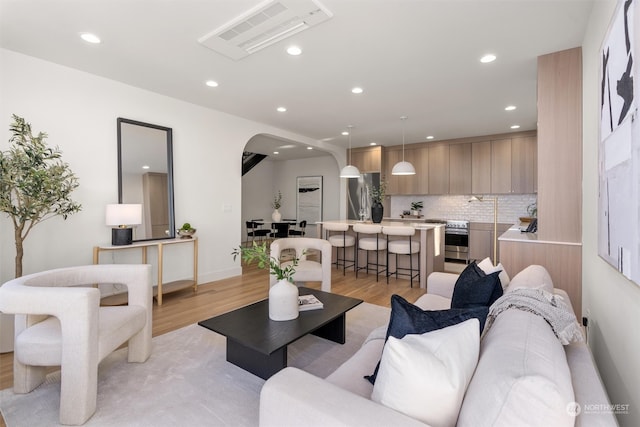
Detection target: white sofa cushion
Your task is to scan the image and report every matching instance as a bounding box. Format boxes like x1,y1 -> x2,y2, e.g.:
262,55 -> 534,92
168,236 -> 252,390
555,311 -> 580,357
506,264 -> 554,294
371,319 -> 480,427
477,257 -> 511,288
457,309 -> 575,427
325,338 -> 381,398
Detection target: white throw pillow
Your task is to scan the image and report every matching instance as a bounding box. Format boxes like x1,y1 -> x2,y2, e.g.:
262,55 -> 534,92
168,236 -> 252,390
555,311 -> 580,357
477,257 -> 511,288
371,319 -> 480,427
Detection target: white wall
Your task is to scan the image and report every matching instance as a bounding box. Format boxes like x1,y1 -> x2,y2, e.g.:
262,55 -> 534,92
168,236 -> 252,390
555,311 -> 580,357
0,48 -> 345,285
582,2 -> 640,425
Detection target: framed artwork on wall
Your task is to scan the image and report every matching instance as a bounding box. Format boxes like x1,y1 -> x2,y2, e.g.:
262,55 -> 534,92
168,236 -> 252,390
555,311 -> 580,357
598,0 -> 640,285
296,176 -> 323,237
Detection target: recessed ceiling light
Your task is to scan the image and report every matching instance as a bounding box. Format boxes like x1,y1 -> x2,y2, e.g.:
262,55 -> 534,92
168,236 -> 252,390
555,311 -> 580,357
80,33 -> 101,44
273,151 -> 279,155
341,131 -> 349,136
205,80 -> 219,87
426,136 -> 434,140
480,54 -> 496,63
351,87 -> 363,94
505,105 -> 517,111
142,165 -> 150,170
510,125 -> 521,129
287,46 -> 302,56
369,142 -> 377,146
307,147 -> 313,150
277,106 -> 287,112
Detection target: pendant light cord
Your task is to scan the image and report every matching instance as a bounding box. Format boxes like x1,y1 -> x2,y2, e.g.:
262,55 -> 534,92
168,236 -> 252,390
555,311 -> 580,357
401,116 -> 407,162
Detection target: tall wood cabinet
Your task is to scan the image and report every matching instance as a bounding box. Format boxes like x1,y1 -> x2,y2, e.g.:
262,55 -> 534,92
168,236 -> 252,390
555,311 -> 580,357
499,47 -> 583,316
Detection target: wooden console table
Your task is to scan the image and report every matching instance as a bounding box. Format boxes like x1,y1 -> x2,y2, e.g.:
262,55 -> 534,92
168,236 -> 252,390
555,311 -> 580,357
93,237 -> 198,305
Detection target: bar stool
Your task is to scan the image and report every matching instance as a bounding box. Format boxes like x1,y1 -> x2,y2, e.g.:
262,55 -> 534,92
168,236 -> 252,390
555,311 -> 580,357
323,222 -> 355,275
383,225 -> 420,287
353,223 -> 387,281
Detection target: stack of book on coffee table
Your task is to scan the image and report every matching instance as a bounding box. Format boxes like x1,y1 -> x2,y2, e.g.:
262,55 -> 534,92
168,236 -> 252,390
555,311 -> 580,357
298,294 -> 323,311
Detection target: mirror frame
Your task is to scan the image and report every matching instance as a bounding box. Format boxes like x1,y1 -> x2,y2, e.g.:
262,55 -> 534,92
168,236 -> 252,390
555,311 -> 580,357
117,117 -> 175,241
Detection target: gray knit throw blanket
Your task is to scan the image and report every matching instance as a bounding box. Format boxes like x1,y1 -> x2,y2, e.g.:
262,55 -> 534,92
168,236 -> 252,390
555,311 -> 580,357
482,288 -> 584,345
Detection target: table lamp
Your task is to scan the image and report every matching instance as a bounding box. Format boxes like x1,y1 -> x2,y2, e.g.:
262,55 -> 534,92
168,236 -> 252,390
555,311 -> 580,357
106,204 -> 142,245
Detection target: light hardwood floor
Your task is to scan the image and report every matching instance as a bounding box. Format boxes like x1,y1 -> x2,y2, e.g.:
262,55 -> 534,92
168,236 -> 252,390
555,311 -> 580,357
0,259 -> 428,427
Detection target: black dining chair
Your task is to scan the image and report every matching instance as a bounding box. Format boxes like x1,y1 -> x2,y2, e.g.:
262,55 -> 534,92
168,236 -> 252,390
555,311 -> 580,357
270,222 -> 290,239
289,220 -> 307,237
246,220 -> 270,245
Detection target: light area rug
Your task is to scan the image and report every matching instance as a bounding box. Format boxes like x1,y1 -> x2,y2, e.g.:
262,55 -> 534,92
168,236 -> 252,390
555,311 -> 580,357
0,302 -> 390,427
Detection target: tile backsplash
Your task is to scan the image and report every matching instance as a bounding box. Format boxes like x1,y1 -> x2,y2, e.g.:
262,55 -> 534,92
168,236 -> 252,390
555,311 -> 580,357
390,194 -> 537,224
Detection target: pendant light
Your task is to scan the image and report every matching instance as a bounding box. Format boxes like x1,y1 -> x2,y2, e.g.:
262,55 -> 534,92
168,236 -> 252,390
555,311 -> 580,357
391,116 -> 415,175
340,125 -> 361,178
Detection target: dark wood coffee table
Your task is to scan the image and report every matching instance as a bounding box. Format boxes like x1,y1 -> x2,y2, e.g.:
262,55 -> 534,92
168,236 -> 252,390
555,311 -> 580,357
198,287 -> 363,379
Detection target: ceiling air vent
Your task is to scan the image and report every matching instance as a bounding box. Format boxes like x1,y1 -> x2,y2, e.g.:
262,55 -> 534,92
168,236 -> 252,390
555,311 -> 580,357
198,0 -> 332,60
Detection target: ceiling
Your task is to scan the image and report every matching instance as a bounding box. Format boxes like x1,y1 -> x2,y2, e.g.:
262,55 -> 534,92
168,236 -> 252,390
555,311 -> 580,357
0,0 -> 594,161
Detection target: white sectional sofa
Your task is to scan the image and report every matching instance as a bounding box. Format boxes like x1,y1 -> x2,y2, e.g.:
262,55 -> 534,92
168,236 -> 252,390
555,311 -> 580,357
259,265 -> 617,427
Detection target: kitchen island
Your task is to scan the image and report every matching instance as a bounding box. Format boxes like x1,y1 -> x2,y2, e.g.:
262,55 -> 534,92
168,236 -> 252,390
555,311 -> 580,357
316,220 -> 445,289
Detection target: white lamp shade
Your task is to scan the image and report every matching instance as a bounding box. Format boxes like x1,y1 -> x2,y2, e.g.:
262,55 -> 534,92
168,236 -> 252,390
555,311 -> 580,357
340,164 -> 361,178
391,161 -> 416,175
105,204 -> 142,227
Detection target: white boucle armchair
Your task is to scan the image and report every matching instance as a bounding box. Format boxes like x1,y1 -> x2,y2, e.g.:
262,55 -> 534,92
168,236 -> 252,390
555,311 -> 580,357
270,238 -> 332,292
0,264 -> 153,425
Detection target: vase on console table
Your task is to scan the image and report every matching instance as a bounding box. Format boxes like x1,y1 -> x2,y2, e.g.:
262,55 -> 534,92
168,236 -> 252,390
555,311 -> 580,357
272,209 -> 282,222
269,279 -> 299,321
371,202 -> 383,223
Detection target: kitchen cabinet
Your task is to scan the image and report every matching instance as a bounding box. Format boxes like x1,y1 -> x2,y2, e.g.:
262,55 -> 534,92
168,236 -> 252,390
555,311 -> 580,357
384,148 -> 402,194
449,143 -> 472,194
382,130 -> 536,196
349,146 -> 382,172
384,146 -> 428,195
469,228 -> 492,262
491,139 -> 512,194
428,144 -> 449,194
511,135 -> 537,195
472,141 -> 491,194
469,223 -> 513,263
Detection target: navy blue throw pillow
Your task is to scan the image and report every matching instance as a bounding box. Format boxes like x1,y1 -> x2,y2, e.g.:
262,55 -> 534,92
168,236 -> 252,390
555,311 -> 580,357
364,294 -> 488,385
451,262 -> 503,309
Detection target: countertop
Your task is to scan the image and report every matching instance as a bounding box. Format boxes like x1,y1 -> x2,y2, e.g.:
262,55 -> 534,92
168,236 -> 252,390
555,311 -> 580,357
498,225 -> 581,246
317,219 -> 444,230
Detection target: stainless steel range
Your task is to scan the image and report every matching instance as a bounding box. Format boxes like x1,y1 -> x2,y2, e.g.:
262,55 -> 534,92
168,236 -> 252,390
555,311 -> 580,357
444,220 -> 470,263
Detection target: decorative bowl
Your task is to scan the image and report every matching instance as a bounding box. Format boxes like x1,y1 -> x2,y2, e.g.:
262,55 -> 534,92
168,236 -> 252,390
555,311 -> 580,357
177,228 -> 196,238
519,217 -> 534,223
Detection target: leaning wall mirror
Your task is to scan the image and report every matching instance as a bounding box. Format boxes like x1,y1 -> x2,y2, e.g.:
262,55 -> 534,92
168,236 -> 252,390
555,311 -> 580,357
117,118 -> 175,241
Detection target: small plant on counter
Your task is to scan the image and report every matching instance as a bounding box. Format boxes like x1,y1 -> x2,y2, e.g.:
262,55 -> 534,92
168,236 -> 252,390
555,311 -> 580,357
272,191 -> 282,210
411,201 -> 423,211
232,241 -> 300,282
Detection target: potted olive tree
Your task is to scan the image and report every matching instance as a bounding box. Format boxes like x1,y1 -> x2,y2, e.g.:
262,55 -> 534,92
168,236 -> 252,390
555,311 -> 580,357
0,115 -> 81,277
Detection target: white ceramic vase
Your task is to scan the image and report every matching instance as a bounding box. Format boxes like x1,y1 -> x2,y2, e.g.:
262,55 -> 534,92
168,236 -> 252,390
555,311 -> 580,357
269,279 -> 299,321
272,209 -> 282,222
